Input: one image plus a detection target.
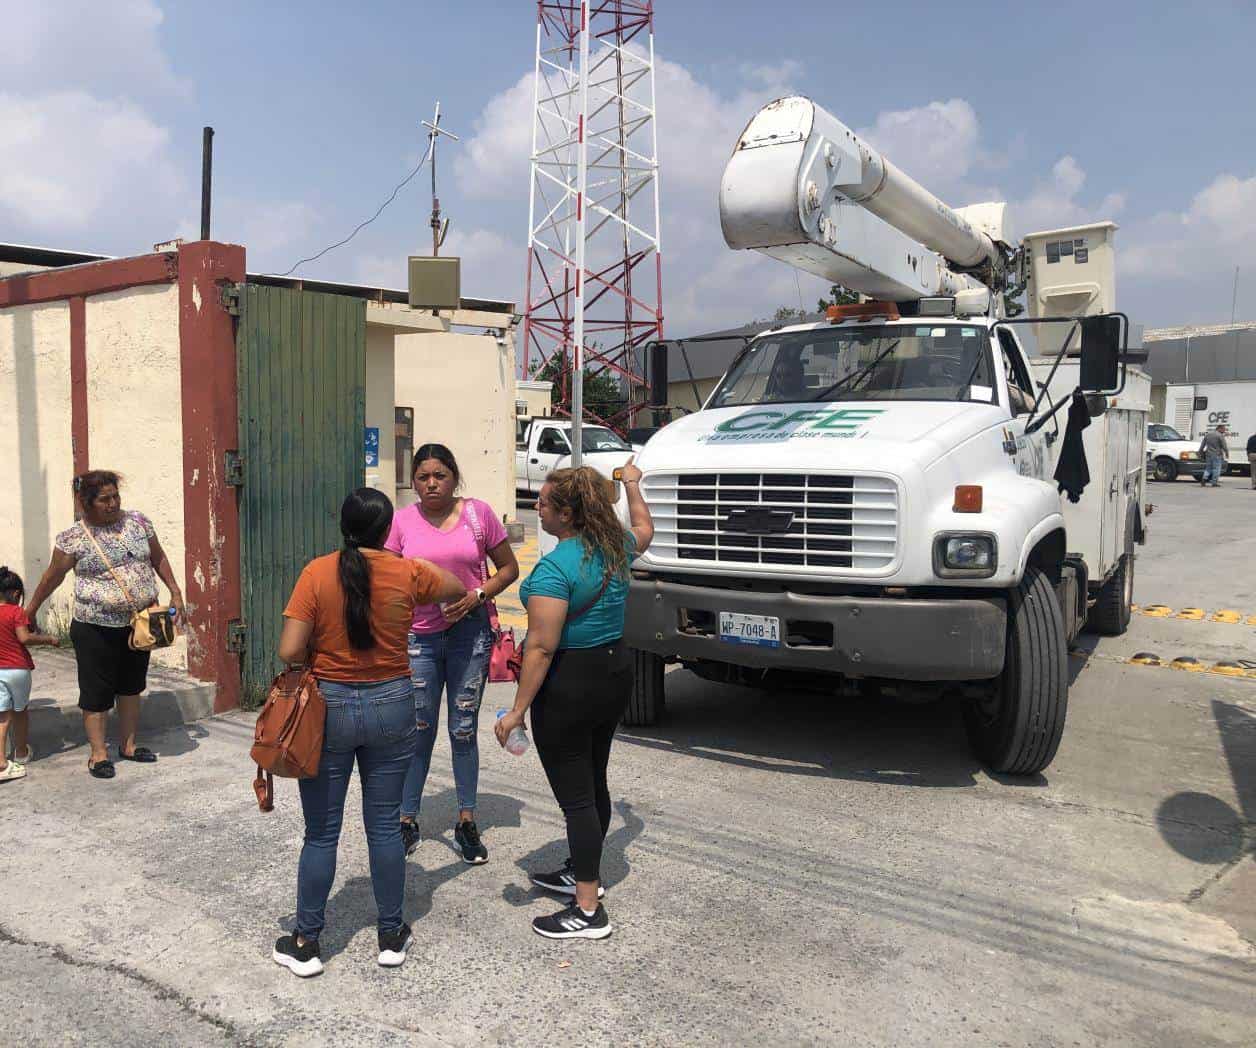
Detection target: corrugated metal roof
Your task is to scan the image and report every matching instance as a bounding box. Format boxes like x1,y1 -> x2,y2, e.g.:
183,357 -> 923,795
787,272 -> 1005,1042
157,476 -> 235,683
1144,321 -> 1256,341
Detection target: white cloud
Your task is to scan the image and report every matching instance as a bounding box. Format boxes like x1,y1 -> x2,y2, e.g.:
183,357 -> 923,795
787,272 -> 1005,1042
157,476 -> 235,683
454,50 -> 809,334
3,0 -> 189,100
0,90 -> 183,240
1008,156 -> 1126,238
857,99 -> 982,190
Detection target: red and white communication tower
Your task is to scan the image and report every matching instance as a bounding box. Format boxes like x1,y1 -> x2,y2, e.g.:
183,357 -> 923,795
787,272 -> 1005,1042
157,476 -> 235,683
521,0 -> 664,452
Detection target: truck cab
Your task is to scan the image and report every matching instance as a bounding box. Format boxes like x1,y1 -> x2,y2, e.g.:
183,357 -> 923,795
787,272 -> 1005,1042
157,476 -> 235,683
622,307 -> 1146,776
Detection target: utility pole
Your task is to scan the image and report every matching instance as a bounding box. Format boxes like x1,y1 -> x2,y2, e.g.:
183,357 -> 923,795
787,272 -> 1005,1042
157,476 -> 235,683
421,102 -> 459,257
1232,266 -> 1240,324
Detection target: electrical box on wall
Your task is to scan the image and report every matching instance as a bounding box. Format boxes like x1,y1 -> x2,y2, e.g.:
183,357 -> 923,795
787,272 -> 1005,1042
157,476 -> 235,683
408,256 -> 461,309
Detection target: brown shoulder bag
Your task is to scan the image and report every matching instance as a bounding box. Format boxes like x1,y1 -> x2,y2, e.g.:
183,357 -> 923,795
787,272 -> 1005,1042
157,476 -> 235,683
250,667 -> 326,812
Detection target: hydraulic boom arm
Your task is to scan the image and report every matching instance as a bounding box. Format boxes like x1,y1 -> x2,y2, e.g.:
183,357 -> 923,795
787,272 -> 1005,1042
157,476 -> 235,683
720,97 -> 1010,305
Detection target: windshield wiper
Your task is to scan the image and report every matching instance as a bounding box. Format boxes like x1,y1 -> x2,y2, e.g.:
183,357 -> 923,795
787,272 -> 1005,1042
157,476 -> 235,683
954,351 -> 987,401
810,340 -> 901,402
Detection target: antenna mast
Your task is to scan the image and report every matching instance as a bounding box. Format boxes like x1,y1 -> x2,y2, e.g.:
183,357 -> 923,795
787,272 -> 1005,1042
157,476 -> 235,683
422,101 -> 460,256
520,1 -> 665,456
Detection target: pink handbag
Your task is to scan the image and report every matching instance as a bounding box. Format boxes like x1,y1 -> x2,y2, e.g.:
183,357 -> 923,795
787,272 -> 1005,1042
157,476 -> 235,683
464,500 -> 521,683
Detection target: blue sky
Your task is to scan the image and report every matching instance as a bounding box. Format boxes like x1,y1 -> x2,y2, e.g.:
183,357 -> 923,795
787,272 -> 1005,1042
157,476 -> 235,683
5,0 -> 1256,334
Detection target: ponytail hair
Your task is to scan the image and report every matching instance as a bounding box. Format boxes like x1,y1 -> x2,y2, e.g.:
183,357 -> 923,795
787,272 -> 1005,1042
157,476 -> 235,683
337,488 -> 396,650
544,466 -> 629,577
0,566 -> 23,603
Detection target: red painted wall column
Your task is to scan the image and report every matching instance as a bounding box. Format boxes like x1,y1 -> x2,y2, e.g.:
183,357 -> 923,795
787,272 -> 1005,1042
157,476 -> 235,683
177,241 -> 245,711
68,296 -> 88,475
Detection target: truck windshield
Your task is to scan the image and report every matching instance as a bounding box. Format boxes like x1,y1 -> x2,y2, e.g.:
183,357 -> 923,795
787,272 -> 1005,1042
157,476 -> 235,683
1148,424 -> 1186,442
709,324 -> 997,407
581,427 -> 631,452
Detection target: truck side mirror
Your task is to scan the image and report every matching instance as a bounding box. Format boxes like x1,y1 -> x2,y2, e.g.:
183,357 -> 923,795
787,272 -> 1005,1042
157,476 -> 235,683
1084,394 -> 1108,418
1079,315 -> 1121,392
648,341 -> 669,407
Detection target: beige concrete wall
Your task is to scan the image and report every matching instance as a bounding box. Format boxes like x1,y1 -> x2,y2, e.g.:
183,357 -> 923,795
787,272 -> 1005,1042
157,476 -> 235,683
365,327 -> 396,497
394,330 -> 517,521
0,301 -> 76,626
667,376 -> 719,415
517,380 -> 553,419
86,284 -> 186,667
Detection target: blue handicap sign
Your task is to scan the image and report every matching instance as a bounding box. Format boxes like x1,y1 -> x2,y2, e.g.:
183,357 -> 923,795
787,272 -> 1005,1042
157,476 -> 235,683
364,426 -> 380,468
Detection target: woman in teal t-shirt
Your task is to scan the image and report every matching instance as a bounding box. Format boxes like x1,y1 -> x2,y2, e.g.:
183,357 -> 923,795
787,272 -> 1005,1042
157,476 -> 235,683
495,460 -> 653,941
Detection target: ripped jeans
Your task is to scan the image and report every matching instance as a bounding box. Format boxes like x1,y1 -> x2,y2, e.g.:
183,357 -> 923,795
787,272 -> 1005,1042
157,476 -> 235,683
401,607 -> 492,821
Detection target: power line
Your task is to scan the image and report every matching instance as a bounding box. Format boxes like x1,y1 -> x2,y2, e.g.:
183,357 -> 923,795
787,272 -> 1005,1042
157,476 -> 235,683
277,138 -> 436,277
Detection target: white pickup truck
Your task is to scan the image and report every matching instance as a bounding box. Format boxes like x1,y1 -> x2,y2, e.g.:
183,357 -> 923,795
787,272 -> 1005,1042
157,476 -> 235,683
515,418 -> 640,493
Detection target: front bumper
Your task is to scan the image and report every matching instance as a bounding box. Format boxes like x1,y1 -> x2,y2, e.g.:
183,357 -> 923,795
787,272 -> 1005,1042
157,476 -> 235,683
625,577 -> 1007,681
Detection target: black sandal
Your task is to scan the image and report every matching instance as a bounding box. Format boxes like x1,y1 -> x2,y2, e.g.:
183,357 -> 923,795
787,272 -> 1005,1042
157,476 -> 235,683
88,759 -> 116,779
117,746 -> 157,763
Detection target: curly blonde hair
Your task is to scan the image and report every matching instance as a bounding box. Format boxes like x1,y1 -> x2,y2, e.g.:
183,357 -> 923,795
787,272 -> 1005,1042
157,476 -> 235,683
545,466 -> 629,577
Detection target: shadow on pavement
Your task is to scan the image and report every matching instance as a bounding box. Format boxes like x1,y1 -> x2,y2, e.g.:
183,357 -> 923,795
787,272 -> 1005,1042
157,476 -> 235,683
1157,699 -> 1255,865
502,799 -> 646,907
616,669 -> 1008,790
276,788 -> 525,960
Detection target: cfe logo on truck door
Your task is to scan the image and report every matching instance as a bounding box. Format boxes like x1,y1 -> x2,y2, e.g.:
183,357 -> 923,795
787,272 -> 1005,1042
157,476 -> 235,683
701,407 -> 886,443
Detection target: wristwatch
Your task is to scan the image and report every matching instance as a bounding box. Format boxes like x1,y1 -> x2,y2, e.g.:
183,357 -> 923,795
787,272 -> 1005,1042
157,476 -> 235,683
475,587 -> 487,604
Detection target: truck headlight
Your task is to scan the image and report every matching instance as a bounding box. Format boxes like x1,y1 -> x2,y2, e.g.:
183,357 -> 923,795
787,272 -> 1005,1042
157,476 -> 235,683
1179,452 -> 1198,461
933,533 -> 998,578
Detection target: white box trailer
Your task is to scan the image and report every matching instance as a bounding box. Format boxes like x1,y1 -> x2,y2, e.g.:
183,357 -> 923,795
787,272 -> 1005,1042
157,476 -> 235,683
1163,380 -> 1255,471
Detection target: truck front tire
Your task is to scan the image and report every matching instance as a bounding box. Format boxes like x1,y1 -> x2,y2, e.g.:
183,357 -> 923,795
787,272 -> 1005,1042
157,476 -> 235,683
623,649 -> 665,726
964,566 -> 1068,776
1152,457 -> 1177,482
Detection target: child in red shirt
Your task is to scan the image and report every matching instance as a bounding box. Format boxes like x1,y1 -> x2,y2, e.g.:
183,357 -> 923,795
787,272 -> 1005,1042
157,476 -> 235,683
0,567 -> 59,781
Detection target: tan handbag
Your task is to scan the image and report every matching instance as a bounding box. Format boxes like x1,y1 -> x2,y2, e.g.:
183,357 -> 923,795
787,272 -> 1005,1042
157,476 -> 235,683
79,521 -> 177,652
250,667 -> 326,812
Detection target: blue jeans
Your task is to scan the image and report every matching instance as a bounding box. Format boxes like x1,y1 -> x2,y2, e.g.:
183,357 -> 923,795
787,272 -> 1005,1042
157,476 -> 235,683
296,676 -> 415,941
1203,453 -> 1224,484
401,608 -> 492,820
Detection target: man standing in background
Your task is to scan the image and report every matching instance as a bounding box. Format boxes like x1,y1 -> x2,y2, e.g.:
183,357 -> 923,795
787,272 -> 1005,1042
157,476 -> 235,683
1199,425 -> 1230,487
1247,429 -> 1256,490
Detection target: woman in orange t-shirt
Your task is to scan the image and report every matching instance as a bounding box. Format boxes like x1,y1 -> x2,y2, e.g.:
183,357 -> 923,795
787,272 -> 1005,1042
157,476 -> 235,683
271,488 -> 463,978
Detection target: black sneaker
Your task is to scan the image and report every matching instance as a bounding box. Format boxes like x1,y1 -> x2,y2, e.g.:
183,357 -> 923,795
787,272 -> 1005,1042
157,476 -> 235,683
377,923 -> 412,968
532,902 -> 612,940
272,933 -> 324,978
531,858 -> 605,899
400,820 -> 421,856
454,820 -> 488,864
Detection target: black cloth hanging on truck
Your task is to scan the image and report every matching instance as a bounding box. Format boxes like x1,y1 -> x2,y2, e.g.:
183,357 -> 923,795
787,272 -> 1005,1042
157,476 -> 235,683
1053,390 -> 1091,503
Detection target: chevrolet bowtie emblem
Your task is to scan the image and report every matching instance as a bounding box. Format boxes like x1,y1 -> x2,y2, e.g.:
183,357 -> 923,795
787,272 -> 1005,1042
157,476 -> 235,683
722,507 -> 795,535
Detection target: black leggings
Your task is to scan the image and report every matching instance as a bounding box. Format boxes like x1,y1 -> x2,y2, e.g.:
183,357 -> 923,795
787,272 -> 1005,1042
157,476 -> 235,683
531,642 -> 633,883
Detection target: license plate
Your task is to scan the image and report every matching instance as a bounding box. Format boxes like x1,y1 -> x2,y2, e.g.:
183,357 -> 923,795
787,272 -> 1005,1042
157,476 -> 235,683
719,612 -> 781,648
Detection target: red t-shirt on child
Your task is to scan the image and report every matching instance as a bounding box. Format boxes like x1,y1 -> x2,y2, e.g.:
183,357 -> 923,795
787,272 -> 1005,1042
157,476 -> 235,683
0,605 -> 35,670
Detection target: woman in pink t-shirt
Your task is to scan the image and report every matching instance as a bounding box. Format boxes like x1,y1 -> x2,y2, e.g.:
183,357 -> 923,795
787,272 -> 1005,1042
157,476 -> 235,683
385,443 -> 519,864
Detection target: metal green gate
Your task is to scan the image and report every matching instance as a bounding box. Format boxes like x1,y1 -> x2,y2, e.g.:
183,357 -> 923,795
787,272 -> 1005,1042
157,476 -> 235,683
233,283 -> 365,699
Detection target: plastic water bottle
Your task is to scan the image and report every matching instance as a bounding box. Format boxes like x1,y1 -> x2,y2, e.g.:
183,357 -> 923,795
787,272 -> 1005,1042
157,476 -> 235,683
496,710 -> 530,756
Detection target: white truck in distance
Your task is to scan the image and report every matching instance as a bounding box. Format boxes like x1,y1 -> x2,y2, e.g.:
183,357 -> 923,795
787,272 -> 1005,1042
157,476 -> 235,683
612,96 -> 1148,777
515,418 -> 639,494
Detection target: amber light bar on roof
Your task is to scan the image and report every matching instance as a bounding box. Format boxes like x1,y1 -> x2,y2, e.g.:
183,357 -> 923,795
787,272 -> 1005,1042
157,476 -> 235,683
826,301 -> 900,323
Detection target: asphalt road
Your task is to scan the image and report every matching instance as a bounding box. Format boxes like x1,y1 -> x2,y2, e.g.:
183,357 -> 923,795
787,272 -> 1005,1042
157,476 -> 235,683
1,477 -> 1252,1046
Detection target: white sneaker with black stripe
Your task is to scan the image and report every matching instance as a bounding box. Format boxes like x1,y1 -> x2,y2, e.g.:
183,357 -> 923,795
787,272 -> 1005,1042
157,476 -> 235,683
530,858 -> 605,899
377,922 -> 412,967
532,902 -> 612,940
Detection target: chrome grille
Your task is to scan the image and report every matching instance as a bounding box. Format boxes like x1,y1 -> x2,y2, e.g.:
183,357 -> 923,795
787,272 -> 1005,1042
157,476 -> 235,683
643,471 -> 899,573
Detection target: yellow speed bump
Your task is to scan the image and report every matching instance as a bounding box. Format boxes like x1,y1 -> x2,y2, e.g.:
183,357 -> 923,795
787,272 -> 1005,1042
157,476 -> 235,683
1129,653 -> 1162,666
1141,605 -> 1173,618
1170,656 -> 1206,671
1211,610 -> 1242,624
1210,662 -> 1247,677
1176,608 -> 1205,621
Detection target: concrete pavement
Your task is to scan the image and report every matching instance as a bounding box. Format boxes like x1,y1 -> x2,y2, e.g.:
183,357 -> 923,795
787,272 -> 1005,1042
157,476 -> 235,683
1,483 -> 1253,1046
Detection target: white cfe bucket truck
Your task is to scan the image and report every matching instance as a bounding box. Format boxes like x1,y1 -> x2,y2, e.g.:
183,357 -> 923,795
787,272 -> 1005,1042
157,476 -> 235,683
554,97 -> 1148,776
